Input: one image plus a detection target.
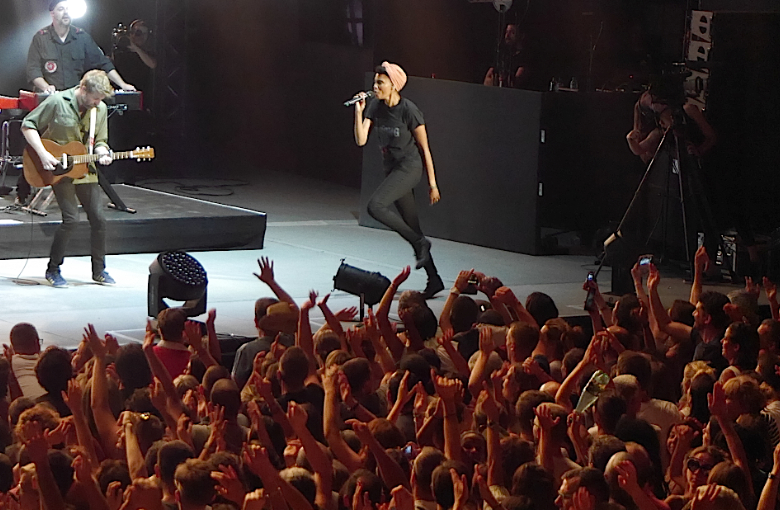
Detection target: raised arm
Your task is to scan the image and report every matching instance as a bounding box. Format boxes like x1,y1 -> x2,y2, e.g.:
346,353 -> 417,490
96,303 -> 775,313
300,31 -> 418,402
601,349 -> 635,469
690,246 -> 708,306
62,379 -> 99,470
433,372 -> 462,462
647,264 -> 692,342
493,287 -> 536,326
24,422 -> 66,510
764,278 -> 779,321
376,266 -> 411,361
288,402 -> 334,510
709,381 -> 754,498
244,445 -> 313,510
317,294 -> 348,350
467,327 -> 495,400
297,290 -> 318,373
759,443 -> 780,510
322,367 -> 363,471
349,419 -> 411,491
205,309 -> 222,362
254,257 -> 298,307
185,320 -> 219,368
440,270 -> 474,333
86,325 -> 121,459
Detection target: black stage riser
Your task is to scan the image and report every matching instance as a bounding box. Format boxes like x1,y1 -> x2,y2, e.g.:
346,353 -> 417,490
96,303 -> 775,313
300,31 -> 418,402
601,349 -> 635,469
0,185 -> 266,260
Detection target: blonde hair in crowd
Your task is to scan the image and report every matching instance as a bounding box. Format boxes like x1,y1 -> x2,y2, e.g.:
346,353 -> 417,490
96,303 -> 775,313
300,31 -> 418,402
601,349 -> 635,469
80,70 -> 114,97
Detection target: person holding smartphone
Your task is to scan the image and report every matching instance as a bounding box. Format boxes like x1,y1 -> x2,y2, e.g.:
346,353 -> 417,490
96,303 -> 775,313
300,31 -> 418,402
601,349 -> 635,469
353,62 -> 443,299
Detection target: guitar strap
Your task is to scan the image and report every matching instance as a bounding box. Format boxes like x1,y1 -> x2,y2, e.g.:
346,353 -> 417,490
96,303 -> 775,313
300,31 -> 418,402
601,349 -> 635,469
87,107 -> 96,155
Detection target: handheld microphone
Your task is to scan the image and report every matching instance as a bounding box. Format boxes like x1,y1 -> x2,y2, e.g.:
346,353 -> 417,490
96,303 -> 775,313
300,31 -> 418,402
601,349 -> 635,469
344,91 -> 374,107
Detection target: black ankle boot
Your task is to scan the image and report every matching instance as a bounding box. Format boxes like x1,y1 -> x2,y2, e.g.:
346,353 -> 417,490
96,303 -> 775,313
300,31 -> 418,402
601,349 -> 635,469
414,238 -> 432,270
422,274 -> 444,299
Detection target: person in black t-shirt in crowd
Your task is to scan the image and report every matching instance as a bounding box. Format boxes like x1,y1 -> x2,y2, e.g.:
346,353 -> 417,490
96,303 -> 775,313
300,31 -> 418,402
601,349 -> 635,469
353,62 -> 444,299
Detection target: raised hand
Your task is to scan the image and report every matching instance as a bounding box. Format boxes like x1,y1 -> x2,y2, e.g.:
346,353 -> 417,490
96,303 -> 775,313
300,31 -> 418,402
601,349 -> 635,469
346,419 -> 373,445
338,371 -> 357,408
630,262 -> 643,283
478,326 -> 494,354
253,257 -> 275,285
352,481 -> 373,510
392,266 -> 411,288
691,484 -> 721,510
61,379 -> 84,417
211,464 -> 246,505
106,481 -> 124,510
242,489 -> 270,510
22,422 -> 49,464
270,334 -> 286,361
317,293 -> 331,308
101,332 -> 119,356
450,468 -> 468,510
614,460 -> 640,494
534,403 -> 561,431
286,401 -> 309,431
388,485 -> 414,510
176,413 -> 194,447
243,444 -> 276,478
493,286 -> 519,306
302,290 -> 318,311
149,378 -> 167,414
745,276 -> 761,299
432,371 -> 463,405
395,371 -> 414,407
691,245 -> 708,274
45,417 -> 72,447
480,386 -> 500,423
572,486 -> 595,510
646,263 -> 660,290
707,381 -> 728,420
72,453 -> 93,484
413,382 -> 428,418
84,323 -> 106,359
184,320 -> 204,351
334,307 -> 359,322
454,270 -> 475,293
764,277 -> 778,302
143,319 -> 156,350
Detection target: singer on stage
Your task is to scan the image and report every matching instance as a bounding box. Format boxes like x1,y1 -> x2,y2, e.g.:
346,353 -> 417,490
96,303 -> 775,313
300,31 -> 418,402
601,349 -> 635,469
353,62 -> 444,299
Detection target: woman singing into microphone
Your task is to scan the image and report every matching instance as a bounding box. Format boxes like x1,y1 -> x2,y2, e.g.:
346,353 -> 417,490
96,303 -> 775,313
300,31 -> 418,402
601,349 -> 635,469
353,62 -> 443,299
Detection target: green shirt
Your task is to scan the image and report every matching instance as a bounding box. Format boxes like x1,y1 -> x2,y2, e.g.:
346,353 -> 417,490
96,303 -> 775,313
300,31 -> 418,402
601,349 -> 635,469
21,86 -> 109,184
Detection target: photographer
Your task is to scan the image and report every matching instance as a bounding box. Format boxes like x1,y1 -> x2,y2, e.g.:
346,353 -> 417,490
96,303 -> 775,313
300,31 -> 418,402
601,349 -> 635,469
112,20 -> 156,96
648,75 -> 720,277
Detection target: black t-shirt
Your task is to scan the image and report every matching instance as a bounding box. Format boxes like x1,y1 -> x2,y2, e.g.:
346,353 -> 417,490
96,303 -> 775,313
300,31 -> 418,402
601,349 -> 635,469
364,97 -> 424,167
691,328 -> 727,374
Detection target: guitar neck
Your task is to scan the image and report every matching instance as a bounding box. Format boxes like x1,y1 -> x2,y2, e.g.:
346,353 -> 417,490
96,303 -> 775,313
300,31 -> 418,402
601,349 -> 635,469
70,151 -> 136,164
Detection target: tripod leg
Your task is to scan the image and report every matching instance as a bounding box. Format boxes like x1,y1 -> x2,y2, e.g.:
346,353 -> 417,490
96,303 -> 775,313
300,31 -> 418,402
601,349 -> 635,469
672,134 -> 695,277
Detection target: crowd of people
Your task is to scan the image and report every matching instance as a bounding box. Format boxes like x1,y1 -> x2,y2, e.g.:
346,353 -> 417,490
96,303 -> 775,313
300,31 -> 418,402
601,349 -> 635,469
1,252 -> 780,510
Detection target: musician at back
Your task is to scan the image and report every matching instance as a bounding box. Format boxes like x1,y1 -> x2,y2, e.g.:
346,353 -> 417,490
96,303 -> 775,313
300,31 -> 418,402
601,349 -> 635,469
20,70 -> 116,288
27,0 -> 136,93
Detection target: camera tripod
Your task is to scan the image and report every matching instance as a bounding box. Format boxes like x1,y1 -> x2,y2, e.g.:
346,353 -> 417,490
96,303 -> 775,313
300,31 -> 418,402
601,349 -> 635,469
596,122 -> 733,290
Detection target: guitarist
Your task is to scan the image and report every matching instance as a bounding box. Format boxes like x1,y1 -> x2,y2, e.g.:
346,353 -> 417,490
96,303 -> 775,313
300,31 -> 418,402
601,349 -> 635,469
20,70 -> 116,288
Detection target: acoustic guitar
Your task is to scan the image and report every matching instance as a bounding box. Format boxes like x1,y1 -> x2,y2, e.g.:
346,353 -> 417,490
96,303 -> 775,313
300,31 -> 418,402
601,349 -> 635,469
23,139 -> 155,188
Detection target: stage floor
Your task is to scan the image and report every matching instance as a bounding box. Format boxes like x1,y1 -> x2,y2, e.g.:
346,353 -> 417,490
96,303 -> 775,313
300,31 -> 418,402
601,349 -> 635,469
0,169 -> 746,350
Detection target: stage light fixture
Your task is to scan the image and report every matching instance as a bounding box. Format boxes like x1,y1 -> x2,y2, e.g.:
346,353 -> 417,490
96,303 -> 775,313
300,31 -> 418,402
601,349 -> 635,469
332,261 -> 390,318
67,0 -> 87,19
148,251 -> 208,318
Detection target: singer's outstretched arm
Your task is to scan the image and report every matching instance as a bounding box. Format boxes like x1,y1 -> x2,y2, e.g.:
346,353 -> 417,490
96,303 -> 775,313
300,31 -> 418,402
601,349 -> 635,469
354,96 -> 372,146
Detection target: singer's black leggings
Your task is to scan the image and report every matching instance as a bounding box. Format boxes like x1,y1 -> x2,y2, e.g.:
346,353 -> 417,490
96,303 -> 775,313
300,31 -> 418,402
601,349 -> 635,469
366,163 -> 425,247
